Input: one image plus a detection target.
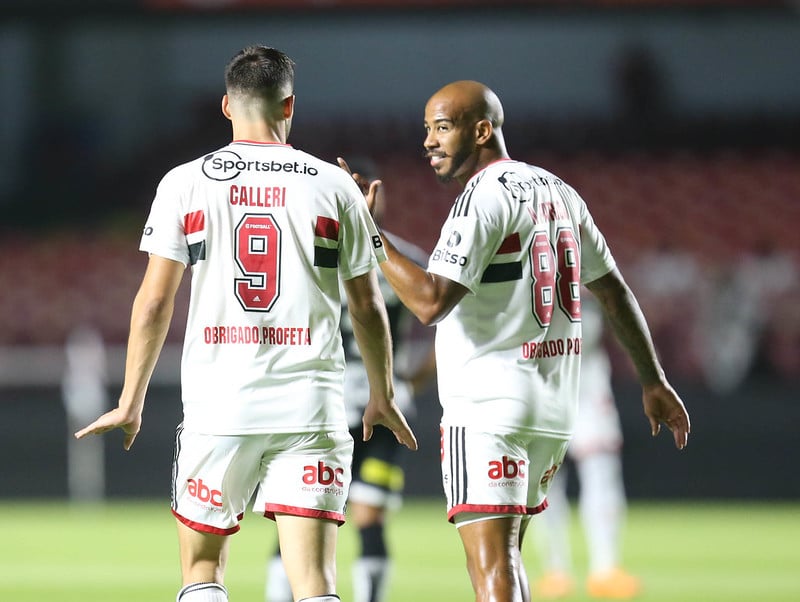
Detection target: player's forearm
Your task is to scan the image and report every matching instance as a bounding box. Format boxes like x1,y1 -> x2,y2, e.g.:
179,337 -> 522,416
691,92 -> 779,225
587,270 -> 665,387
379,234 -> 452,326
119,291 -> 174,413
349,301 -> 395,401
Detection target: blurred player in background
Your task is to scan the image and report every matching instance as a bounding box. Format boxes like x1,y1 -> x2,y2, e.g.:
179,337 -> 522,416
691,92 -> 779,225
267,158 -> 436,602
356,80 -> 690,602
75,45 -> 417,602
62,324 -> 108,503
532,294 -> 641,600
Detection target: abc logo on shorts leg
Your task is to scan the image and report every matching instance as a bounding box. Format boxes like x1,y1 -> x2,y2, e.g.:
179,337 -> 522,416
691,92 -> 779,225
186,478 -> 223,507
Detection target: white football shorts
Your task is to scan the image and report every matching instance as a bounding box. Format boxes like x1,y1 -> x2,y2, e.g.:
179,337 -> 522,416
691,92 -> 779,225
171,427 -> 354,535
440,424 -> 570,524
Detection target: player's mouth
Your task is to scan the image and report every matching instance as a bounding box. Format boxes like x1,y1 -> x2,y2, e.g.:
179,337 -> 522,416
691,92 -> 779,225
426,153 -> 446,168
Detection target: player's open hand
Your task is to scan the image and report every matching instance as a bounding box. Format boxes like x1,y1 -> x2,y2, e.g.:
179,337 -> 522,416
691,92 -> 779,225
74,407 -> 142,451
337,157 -> 382,217
642,382 -> 691,450
362,398 -> 418,451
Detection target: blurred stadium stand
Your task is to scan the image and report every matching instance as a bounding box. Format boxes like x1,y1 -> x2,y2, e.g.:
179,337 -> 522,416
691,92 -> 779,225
2,149 -> 797,381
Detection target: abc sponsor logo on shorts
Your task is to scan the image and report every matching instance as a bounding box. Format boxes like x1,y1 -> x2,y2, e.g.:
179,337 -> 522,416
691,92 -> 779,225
539,464 -> 560,487
186,478 -> 223,508
487,456 -> 526,488
202,150 -> 319,181
301,461 -> 345,496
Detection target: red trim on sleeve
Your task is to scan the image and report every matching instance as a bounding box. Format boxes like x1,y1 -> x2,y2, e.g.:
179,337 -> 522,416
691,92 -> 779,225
315,216 -> 340,241
496,232 -> 521,254
184,210 -> 205,235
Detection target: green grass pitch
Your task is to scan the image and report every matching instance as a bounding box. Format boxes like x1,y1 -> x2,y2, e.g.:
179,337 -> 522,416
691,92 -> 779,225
0,499 -> 797,601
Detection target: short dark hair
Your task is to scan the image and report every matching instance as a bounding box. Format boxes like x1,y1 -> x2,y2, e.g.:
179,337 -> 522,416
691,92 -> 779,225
224,45 -> 295,99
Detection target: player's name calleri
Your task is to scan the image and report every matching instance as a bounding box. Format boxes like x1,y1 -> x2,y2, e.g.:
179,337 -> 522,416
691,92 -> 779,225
228,185 -> 287,207
203,325 -> 311,345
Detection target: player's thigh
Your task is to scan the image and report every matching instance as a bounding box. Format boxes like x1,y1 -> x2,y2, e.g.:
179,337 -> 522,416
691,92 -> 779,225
175,518 -> 231,584
457,515 -> 524,570
275,514 -> 339,595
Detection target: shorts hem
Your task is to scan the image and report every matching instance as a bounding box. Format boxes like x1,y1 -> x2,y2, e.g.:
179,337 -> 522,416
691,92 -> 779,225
171,508 -> 241,536
447,499 -> 548,523
263,503 -> 346,525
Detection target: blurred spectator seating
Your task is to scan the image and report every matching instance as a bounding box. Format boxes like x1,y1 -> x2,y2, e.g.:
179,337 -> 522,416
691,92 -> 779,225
1,149 -> 797,384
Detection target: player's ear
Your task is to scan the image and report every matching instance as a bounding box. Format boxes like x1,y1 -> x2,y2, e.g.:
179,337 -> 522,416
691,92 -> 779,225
221,94 -> 233,121
475,119 -> 493,145
282,95 -> 295,120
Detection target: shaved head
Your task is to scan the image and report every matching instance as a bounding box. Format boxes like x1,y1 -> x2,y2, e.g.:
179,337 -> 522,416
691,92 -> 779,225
423,80 -> 508,185
428,80 -> 505,130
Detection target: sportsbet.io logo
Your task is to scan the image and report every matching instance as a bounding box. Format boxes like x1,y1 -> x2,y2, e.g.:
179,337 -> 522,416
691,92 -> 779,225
202,150 -> 319,181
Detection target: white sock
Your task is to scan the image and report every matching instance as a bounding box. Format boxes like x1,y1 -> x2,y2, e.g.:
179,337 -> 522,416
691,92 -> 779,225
576,452 -> 627,574
297,596 -> 340,602
352,556 -> 391,602
177,582 -> 228,601
266,556 -> 294,602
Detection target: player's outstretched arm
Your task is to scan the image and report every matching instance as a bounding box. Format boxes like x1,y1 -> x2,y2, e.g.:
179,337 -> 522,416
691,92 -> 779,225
343,272 -> 418,451
75,255 -> 184,451
586,267 -> 690,449
338,156 -> 467,326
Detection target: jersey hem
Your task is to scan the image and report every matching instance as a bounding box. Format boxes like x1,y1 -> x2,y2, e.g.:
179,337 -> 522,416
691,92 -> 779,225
439,421 -> 572,439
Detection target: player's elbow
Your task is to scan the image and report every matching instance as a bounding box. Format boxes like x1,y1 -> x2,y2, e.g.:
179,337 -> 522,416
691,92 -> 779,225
132,291 -> 175,328
414,277 -> 467,326
415,305 -> 446,327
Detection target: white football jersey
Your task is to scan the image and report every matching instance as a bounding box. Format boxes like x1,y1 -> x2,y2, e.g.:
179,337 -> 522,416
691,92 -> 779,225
428,159 -> 616,436
140,141 -> 386,435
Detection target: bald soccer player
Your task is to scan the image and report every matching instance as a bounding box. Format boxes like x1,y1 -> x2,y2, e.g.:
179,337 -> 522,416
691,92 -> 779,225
345,80 -> 690,602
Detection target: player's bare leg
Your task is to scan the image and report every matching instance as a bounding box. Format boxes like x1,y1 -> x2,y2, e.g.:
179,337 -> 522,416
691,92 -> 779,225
276,513 -> 339,600
517,517 -> 532,602
458,516 -> 527,602
175,519 -> 230,600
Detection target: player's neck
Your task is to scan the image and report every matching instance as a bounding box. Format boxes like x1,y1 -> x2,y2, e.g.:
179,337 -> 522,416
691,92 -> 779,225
231,120 -> 288,144
458,148 -> 510,187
